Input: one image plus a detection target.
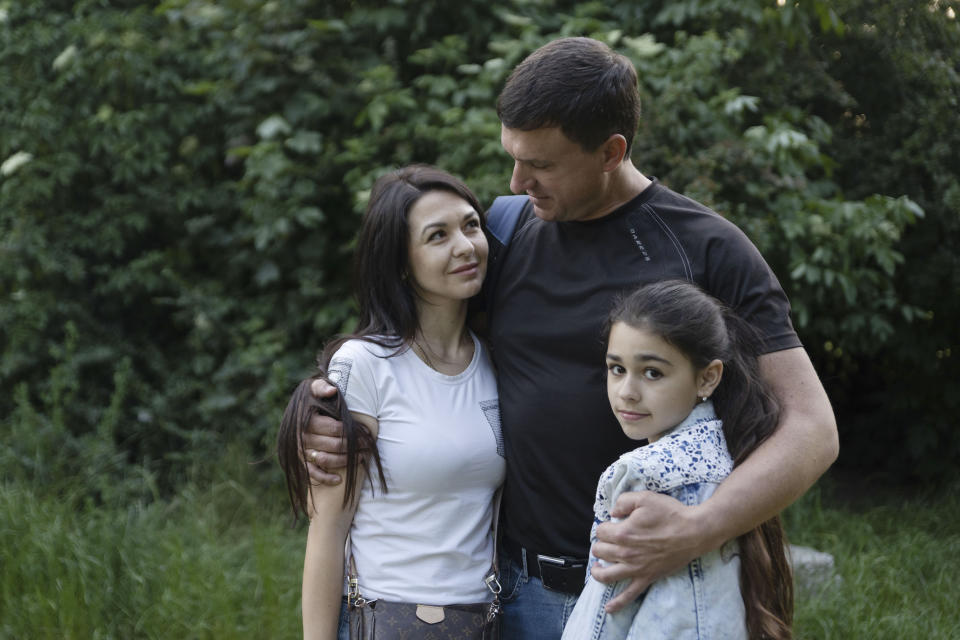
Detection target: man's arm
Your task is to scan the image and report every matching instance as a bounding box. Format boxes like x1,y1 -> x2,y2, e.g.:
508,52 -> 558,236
590,346 -> 838,611
303,379 -> 348,485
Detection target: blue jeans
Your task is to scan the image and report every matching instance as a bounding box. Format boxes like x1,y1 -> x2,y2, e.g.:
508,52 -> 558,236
500,549 -> 581,640
337,597 -> 349,640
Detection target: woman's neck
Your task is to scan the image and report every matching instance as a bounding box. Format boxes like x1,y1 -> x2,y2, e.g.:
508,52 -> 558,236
412,300 -> 472,374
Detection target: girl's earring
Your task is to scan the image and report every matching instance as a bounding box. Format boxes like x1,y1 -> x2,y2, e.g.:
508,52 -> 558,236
700,395 -> 708,402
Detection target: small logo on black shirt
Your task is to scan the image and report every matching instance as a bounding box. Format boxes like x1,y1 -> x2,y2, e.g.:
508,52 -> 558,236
629,227 -> 651,261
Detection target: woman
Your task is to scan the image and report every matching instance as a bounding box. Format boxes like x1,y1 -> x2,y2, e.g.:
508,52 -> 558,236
277,165 -> 505,640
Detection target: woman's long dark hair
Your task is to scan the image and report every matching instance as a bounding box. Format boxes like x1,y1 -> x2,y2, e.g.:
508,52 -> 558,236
607,280 -> 794,640
277,165 -> 485,520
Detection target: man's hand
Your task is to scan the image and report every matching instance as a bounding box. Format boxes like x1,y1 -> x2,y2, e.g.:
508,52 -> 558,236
304,378 -> 347,485
590,491 -> 712,613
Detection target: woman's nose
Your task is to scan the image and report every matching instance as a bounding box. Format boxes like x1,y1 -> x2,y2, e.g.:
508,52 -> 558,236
452,230 -> 474,256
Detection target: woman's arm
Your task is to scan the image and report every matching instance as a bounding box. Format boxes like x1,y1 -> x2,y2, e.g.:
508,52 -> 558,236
302,412 -> 377,640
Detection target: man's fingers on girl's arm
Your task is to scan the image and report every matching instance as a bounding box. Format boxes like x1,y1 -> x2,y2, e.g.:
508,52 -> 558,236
604,579 -> 648,613
608,490 -> 650,519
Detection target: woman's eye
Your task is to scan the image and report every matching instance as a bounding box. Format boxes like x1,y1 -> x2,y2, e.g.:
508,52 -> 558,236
643,368 -> 663,380
466,219 -> 481,230
428,230 -> 446,241
607,364 -> 626,376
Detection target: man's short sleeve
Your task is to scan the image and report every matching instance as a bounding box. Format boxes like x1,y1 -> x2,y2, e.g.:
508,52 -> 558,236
702,223 -> 801,354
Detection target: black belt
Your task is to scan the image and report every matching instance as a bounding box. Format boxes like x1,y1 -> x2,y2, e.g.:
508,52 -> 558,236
502,535 -> 587,595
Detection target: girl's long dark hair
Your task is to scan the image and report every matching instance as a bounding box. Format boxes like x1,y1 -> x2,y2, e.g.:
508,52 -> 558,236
277,165 -> 484,520
608,280 -> 794,640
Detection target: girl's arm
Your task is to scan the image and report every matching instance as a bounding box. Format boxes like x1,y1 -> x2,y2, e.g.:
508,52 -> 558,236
302,412 -> 377,640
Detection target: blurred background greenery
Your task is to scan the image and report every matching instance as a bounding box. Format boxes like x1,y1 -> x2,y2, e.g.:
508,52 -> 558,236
1,0 -> 958,637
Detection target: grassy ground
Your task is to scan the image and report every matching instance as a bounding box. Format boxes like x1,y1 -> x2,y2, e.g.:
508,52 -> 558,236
1,468 -> 957,639
784,472 -> 960,639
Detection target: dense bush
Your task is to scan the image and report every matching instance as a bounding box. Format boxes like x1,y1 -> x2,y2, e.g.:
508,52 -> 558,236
1,0 -> 957,498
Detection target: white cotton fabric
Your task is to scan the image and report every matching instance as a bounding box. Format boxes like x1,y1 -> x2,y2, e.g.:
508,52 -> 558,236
327,332 -> 504,604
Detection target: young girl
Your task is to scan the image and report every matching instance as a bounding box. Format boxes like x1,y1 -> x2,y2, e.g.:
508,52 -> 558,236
562,280 -> 793,640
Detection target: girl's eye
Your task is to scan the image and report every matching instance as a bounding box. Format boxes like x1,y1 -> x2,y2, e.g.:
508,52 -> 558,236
465,219 -> 481,230
607,364 -> 626,376
643,368 -> 663,380
428,230 -> 446,242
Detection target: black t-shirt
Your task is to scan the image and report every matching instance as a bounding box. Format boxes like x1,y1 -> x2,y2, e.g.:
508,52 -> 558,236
485,180 -> 800,558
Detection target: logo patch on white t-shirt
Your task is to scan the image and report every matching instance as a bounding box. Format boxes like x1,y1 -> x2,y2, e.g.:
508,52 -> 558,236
480,399 -> 504,458
328,357 -> 353,396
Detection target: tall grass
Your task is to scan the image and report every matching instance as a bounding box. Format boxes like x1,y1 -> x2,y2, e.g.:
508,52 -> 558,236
2,466 -> 958,639
0,463 -> 305,639
784,476 -> 960,639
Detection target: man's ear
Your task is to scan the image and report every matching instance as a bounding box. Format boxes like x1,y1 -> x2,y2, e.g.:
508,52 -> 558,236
698,359 -> 724,399
600,134 -> 628,172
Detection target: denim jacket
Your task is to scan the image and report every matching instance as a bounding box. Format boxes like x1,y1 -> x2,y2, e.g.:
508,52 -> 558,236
561,402 -> 747,640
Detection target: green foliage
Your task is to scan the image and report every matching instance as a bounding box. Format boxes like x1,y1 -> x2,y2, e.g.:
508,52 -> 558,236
0,472 -> 303,639
1,0 -> 958,502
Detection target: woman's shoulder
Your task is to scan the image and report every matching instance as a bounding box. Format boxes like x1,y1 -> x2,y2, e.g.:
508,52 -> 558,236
327,336 -> 407,390
331,336 -> 406,362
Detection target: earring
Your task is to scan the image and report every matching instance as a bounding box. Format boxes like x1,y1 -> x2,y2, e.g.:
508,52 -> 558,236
700,395 -> 708,402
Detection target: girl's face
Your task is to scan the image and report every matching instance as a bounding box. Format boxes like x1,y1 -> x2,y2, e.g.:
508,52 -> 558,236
406,190 -> 488,307
605,322 -> 722,442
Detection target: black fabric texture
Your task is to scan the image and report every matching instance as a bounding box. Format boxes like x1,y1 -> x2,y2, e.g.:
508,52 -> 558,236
484,180 -> 801,558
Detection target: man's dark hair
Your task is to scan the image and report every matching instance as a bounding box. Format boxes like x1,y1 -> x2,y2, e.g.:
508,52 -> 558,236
497,37 -> 641,154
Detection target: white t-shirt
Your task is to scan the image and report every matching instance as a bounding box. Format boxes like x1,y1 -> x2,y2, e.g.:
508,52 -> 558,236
327,332 -> 504,603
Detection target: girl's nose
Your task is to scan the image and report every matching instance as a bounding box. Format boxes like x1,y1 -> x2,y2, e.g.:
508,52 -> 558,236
619,377 -> 641,401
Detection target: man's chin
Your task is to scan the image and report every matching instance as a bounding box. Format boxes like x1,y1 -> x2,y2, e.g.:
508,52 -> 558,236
531,202 -> 558,221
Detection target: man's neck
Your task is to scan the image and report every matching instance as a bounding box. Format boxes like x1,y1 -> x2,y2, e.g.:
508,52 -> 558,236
582,161 -> 652,221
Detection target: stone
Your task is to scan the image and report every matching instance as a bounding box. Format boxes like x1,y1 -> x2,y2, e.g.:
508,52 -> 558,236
788,544 -> 841,593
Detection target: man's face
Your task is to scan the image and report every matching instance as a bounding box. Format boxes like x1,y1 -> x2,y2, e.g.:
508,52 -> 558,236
500,125 -> 609,223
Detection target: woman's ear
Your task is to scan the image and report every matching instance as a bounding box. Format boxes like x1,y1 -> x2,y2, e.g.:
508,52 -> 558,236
698,359 -> 724,400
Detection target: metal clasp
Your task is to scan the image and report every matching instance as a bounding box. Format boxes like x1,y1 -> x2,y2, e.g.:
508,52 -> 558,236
484,572 -> 502,595
347,576 -> 367,608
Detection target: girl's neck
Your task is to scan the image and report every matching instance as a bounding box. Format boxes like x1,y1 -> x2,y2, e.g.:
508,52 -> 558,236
412,300 -> 472,374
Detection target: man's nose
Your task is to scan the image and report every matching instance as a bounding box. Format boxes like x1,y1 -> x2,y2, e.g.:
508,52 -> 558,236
510,162 -> 531,194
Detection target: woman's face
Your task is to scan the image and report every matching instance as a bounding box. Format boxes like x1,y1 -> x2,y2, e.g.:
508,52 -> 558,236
406,190 -> 488,306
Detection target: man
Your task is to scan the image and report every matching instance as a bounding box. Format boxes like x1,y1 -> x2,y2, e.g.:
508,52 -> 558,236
305,37 -> 837,639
